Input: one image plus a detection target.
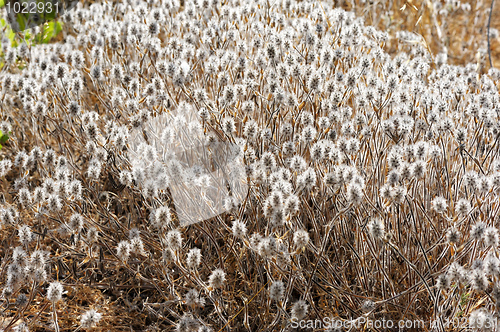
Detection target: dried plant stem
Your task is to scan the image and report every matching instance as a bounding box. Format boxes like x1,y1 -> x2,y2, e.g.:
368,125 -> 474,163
52,303 -> 60,332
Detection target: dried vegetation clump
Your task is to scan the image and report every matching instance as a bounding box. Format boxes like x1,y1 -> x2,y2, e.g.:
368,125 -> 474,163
0,0 -> 500,331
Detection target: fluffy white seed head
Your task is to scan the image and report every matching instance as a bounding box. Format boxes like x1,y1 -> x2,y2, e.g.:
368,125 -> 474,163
431,196 -> 448,214
293,229 -> 309,249
165,230 -> 183,251
208,269 -> 226,289
116,241 -> 131,262
290,300 -> 308,320
446,227 -> 461,244
367,219 -> 385,241
231,219 -> 247,238
47,281 -> 64,303
269,281 -> 285,302
80,309 -> 102,329
186,248 -> 202,270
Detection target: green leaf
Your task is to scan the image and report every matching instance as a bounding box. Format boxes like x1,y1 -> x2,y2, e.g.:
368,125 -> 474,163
0,19 -> 17,46
459,292 -> 470,306
0,130 -> 9,145
16,14 -> 27,32
0,0 -> 5,8
0,129 -> 7,151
